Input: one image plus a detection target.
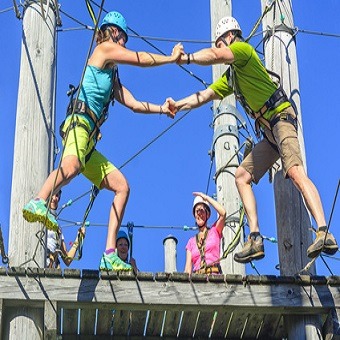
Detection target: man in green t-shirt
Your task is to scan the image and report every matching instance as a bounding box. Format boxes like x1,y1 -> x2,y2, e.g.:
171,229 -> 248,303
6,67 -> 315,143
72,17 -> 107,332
167,16 -> 337,264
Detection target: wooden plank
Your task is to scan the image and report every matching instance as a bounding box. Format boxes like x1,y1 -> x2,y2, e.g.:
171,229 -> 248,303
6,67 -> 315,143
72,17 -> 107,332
195,311 -> 215,338
0,274 -> 339,312
162,310 -> 181,337
112,309 -> 130,336
225,311 -> 247,338
96,308 -> 113,335
178,311 -> 198,337
145,310 -> 164,336
129,310 -> 148,336
44,300 -> 57,339
79,308 -> 96,335
62,308 -> 78,335
256,313 -> 285,338
0,299 -> 3,340
241,313 -> 265,338
210,310 -> 233,338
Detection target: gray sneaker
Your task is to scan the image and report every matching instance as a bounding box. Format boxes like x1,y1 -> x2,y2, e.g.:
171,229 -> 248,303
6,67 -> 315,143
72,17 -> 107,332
234,235 -> 265,263
307,230 -> 338,258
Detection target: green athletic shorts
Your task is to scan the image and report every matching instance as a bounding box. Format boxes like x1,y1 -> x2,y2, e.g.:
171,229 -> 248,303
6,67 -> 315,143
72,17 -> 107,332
62,115 -> 116,188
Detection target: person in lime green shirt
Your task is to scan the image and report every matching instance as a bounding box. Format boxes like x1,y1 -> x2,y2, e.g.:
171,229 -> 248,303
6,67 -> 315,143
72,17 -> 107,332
167,16 -> 337,263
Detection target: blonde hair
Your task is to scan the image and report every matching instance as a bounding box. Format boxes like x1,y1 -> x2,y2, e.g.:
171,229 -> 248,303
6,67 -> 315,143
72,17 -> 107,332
96,26 -> 114,44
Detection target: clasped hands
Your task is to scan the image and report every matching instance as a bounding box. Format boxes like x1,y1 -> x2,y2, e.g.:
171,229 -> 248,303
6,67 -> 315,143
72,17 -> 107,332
161,43 -> 189,119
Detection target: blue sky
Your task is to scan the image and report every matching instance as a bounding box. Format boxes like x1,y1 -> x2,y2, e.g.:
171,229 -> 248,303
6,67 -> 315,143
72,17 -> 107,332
0,1 -> 339,276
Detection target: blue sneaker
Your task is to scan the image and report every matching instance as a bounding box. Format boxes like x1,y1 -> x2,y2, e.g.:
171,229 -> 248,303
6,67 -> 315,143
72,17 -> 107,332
22,198 -> 58,231
99,251 -> 132,271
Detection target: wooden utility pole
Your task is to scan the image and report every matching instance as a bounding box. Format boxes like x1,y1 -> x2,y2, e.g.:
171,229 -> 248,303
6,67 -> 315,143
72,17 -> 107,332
8,1 -> 57,338
260,0 -> 321,337
210,1 -> 245,275
163,235 -> 178,273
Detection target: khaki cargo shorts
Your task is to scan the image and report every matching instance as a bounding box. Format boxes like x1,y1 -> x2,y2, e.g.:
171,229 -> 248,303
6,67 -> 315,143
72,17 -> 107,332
240,106 -> 304,184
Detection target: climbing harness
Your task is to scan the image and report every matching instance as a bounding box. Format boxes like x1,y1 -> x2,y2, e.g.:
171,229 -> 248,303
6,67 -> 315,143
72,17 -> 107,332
227,64 -> 294,138
59,66 -> 119,162
194,228 -> 222,275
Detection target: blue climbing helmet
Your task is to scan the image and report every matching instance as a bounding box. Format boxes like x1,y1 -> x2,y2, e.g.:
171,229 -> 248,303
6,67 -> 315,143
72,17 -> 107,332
117,230 -> 130,247
100,11 -> 128,42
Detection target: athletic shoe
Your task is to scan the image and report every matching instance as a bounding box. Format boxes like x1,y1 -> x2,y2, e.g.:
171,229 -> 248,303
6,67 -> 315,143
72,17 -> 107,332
99,251 -> 132,271
234,235 -> 265,263
307,230 -> 338,258
22,198 -> 58,231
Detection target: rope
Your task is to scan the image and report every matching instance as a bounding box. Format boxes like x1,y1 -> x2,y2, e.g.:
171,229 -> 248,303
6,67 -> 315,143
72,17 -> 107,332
127,222 -> 134,258
84,0 -> 97,26
245,0 -> 277,43
118,109 -> 192,170
299,179 -> 340,275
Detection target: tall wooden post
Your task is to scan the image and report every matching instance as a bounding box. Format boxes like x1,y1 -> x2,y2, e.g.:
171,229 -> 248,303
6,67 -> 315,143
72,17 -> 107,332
163,235 -> 178,273
7,1 -> 57,338
210,1 -> 245,275
260,0 -> 321,337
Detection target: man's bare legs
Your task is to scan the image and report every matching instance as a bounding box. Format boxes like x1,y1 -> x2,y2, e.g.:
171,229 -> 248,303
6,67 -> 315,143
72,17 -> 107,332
287,165 -> 326,228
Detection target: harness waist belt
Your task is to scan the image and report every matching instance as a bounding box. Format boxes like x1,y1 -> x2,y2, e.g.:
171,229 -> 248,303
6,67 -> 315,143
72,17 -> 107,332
194,263 -> 222,275
257,87 -> 289,117
67,99 -> 106,128
270,112 -> 297,130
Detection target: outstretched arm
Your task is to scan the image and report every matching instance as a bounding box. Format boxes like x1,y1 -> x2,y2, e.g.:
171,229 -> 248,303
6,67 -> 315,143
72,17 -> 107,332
167,88 -> 219,114
90,42 -> 184,68
177,46 -> 235,66
193,192 -> 226,235
115,82 -> 175,118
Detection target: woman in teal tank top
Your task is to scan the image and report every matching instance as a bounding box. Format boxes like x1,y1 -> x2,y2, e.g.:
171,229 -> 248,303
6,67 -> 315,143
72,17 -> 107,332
23,10 -> 185,271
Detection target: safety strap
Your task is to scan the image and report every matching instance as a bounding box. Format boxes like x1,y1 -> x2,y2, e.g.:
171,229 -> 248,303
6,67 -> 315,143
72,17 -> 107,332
270,111 -> 297,130
59,67 -> 120,163
228,64 -> 290,137
194,263 -> 222,275
196,229 -> 209,270
73,185 -> 99,260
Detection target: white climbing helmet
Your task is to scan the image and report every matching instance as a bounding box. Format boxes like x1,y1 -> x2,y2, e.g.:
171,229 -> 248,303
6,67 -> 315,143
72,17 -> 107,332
192,196 -> 211,216
215,16 -> 242,45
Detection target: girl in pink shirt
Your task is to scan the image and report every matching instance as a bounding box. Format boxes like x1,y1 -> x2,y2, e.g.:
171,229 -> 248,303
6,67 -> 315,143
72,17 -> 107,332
184,192 -> 226,274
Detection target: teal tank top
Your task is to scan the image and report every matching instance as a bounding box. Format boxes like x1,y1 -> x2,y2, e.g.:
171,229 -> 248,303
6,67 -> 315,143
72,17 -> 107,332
78,65 -> 114,121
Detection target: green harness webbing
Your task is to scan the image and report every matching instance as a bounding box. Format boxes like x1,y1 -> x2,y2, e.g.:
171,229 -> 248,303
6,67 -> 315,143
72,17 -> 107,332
59,67 -> 119,164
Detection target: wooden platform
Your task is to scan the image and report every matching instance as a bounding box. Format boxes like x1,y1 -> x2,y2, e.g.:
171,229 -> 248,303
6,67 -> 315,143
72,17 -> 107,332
0,267 -> 340,338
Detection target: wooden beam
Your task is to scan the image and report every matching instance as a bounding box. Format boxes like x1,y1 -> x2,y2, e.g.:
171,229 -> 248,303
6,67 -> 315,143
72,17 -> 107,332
323,308 -> 340,340
44,300 -> 57,340
0,270 -> 340,313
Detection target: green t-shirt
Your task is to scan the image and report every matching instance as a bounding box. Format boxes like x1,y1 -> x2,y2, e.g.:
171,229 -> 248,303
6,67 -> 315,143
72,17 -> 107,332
209,41 -> 290,120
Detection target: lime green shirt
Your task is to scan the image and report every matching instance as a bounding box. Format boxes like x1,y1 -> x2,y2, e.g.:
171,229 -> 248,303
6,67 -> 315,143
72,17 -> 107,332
209,41 -> 290,120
